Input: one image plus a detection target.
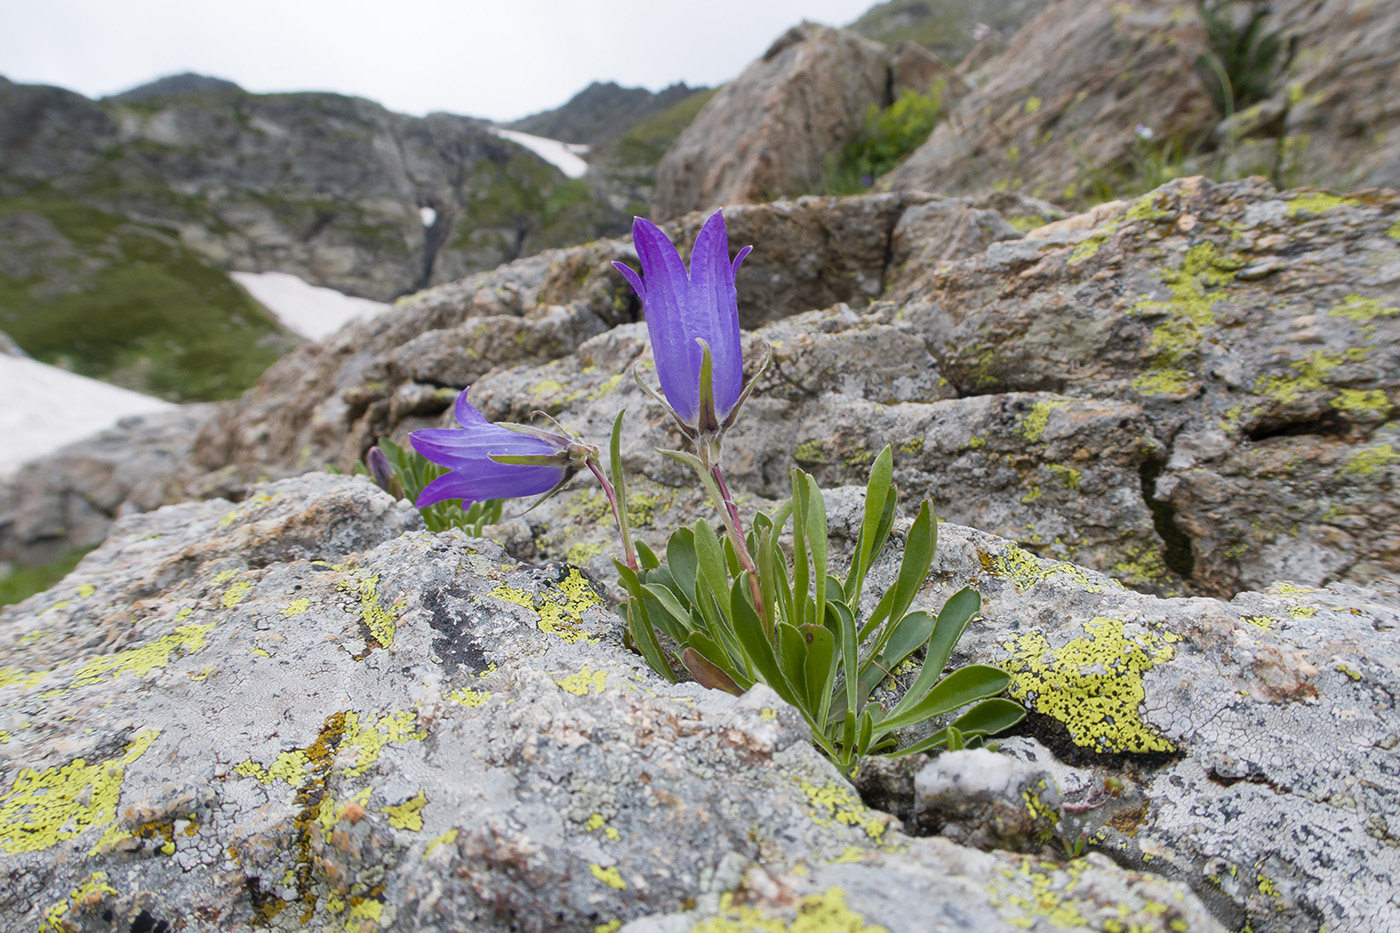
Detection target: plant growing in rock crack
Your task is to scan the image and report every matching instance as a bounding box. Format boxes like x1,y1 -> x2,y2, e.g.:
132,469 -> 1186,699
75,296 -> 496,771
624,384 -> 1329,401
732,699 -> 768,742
404,209 -> 1023,767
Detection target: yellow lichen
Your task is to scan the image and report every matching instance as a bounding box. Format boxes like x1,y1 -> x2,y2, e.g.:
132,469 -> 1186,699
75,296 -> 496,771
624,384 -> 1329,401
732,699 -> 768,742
423,827 -> 459,860
282,598 -> 312,617
692,888 -> 887,933
0,731 -> 159,853
1048,464 -> 1082,490
556,667 -> 608,696
1132,368 -> 1193,397
1284,192 -> 1360,216
381,792 -> 427,831
800,781 -> 889,841
1342,444 -> 1399,477
979,544 -> 1114,594
489,568 -> 603,644
221,579 -> 254,608
76,584 -> 96,598
68,623 -> 216,688
1328,293 -> 1399,324
339,710 -> 426,777
40,872 -> 118,933
1001,618 -> 1178,754
339,573 -> 399,648
1021,399 -> 1072,443
1331,389 -> 1390,418
590,863 -> 628,890
447,687 -> 492,707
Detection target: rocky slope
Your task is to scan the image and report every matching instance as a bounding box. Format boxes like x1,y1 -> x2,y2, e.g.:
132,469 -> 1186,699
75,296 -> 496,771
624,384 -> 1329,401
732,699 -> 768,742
883,0 -> 1400,203
0,74 -> 627,398
848,0 -> 1052,63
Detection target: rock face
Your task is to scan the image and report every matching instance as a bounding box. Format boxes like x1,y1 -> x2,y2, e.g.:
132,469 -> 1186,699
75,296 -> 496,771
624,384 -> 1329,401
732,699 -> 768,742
0,406 -> 214,569
883,0 -> 1217,203
847,0 -> 1053,64
652,23 -> 892,221
883,0 -> 1400,203
0,472 -> 1234,931
172,178 -> 1400,603
4,471 -> 1396,931
0,74 -> 625,303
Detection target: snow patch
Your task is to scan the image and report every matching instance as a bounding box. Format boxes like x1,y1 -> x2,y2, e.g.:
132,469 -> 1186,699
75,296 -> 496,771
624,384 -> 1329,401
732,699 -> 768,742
0,356 -> 173,479
490,128 -> 590,179
231,271 -> 389,341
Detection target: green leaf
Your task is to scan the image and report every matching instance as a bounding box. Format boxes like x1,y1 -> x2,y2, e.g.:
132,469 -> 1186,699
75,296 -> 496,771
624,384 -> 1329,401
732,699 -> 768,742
856,708 -> 876,756
946,726 -> 965,751
924,586 -> 980,679
800,624 -> 836,722
878,665 -> 1012,733
692,520 -> 729,610
857,585 -> 897,643
682,647 -> 743,696
730,575 -> 801,708
666,528 -> 698,604
886,499 -> 936,626
791,470 -> 810,628
615,561 -> 672,682
886,698 -> 1026,758
846,445 -> 894,603
880,610 -> 936,670
893,587 -> 981,716
686,630 -> 749,687
804,473 -> 828,641
776,623 -> 809,701
636,540 -> 660,571
641,582 -> 698,642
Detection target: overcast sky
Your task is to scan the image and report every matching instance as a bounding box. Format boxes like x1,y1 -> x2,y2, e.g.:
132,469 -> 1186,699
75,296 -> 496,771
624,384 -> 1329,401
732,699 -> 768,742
2,0 -> 882,123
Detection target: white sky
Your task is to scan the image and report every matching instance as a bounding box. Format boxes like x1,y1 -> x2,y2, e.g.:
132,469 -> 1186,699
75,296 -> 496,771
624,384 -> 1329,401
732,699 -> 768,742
1,0 -> 882,123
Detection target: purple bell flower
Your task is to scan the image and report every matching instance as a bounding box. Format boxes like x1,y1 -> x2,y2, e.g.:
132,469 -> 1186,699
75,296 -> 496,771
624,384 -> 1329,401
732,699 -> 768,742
409,388 -> 593,509
613,210 -> 754,437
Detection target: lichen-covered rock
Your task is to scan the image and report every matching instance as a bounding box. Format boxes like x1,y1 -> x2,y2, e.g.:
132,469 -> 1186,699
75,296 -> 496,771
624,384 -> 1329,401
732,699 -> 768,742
0,473 -> 1224,933
853,509 -> 1400,933
885,175 -> 1400,595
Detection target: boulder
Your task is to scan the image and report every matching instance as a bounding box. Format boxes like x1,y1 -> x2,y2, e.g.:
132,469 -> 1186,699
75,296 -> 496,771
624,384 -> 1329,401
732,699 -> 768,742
0,472 -> 1230,932
652,23 -> 891,221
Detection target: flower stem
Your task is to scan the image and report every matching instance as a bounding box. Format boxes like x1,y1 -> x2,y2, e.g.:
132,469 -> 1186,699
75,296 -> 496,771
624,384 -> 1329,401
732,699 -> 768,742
587,459 -> 637,571
706,462 -> 767,623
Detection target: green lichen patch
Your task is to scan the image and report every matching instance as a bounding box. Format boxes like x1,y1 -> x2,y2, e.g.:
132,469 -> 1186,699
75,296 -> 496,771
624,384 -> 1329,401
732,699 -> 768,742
0,730 -> 160,853
489,568 -> 605,644
1001,617 -> 1179,754
692,888 -> 888,933
1328,293 -> 1399,324
979,545 -> 1117,594
1255,348 -> 1368,405
555,667 -> 608,696
1341,443 -> 1399,477
800,781 -> 890,842
39,872 -> 119,933
380,791 -> 427,831
1021,399 -> 1072,443
1284,192 -> 1361,216
1331,388 -> 1391,418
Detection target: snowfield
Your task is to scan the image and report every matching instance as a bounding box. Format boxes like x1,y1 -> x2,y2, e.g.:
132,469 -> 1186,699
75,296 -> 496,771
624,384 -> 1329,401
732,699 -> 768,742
230,271 -> 389,341
490,128 -> 590,179
0,354 -> 174,479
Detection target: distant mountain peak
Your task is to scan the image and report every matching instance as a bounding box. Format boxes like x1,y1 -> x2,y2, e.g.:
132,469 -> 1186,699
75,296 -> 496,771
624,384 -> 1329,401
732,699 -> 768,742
108,73 -> 245,103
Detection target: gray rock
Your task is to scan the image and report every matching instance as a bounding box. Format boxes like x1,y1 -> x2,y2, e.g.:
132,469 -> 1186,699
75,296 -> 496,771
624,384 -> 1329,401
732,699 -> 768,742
0,473 -> 1224,932
653,23 -> 892,220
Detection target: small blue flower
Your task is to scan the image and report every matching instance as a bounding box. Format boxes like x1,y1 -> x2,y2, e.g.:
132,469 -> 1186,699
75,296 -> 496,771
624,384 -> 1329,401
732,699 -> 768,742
410,388 -> 592,509
613,210 -> 753,435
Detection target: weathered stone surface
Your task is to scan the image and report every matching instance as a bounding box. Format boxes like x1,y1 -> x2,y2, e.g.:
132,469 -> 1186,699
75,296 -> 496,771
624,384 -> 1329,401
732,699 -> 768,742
0,473 -> 1226,932
883,0 -> 1400,203
653,23 -> 891,221
70,177 -> 1398,603
883,0 -> 1217,204
885,175 -> 1400,595
0,406 -> 214,568
864,510 -> 1400,933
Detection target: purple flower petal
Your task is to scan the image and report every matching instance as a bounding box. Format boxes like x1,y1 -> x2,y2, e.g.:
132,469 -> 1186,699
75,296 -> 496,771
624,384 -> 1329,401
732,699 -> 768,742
415,464 -> 564,508
614,210 -> 750,426
407,387 -> 573,508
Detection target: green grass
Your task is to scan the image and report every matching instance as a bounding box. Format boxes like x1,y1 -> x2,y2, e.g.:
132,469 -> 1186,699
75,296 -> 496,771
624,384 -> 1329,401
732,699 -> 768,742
822,85 -> 944,195
0,547 -> 93,609
607,88 -> 718,168
0,195 -> 298,402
